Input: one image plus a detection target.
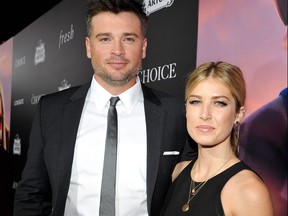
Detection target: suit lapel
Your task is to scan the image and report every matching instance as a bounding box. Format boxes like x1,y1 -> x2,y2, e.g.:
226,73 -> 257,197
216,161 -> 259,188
54,83 -> 90,215
142,85 -> 165,214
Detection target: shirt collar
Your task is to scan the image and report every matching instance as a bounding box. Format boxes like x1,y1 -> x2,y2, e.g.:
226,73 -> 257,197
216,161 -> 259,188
90,76 -> 143,113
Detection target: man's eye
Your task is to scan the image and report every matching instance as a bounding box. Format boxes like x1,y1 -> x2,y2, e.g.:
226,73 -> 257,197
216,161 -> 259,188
124,37 -> 135,42
99,37 -> 110,42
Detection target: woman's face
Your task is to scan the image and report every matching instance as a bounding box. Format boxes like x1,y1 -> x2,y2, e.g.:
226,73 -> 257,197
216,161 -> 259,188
186,78 -> 243,148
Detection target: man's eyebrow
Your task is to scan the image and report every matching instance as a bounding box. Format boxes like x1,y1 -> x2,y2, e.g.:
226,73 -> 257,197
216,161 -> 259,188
95,33 -> 111,37
122,32 -> 139,38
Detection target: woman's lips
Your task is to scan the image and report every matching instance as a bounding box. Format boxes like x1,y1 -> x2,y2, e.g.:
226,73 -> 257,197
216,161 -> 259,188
196,125 -> 214,132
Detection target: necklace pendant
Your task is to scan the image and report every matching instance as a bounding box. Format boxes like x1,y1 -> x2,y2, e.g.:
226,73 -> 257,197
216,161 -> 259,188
192,188 -> 195,195
182,203 -> 190,212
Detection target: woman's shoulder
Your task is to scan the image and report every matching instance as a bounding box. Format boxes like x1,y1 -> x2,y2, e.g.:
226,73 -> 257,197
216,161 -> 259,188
171,160 -> 192,182
222,165 -> 274,215
227,168 -> 268,195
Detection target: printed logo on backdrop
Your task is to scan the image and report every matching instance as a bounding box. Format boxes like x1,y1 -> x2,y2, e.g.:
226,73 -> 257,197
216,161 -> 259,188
12,182 -> 18,190
139,62 -> 177,83
58,79 -> 71,91
14,56 -> 26,68
14,98 -> 24,106
34,39 -> 46,65
31,93 -> 45,105
13,133 -> 21,155
143,0 -> 174,15
59,24 -> 74,49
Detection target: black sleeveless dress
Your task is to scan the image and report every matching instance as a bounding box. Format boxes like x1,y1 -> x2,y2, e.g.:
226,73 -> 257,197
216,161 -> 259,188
159,160 -> 252,216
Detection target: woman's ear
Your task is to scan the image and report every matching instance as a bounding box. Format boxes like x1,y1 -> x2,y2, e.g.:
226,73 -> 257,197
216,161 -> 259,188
236,106 -> 245,123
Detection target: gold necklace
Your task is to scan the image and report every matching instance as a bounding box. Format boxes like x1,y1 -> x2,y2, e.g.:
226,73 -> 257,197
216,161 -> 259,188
181,157 -> 232,212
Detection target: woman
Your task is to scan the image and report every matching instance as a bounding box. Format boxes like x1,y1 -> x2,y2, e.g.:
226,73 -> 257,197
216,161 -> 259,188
160,61 -> 274,215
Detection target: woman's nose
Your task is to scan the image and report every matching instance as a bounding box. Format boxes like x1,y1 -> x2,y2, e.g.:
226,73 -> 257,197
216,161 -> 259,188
200,105 -> 211,120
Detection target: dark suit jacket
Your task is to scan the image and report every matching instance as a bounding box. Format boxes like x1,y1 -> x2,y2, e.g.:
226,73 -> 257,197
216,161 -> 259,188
13,81 -> 194,216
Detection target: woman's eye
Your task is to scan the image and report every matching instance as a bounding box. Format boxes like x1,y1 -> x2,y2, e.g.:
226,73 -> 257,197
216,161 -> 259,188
188,100 -> 200,105
215,101 -> 227,107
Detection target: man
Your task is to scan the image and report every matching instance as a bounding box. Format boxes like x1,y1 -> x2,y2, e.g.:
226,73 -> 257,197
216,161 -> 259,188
13,0 -> 194,215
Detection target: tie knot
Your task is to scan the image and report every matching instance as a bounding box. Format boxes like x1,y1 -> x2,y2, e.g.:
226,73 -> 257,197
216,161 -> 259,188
110,96 -> 120,107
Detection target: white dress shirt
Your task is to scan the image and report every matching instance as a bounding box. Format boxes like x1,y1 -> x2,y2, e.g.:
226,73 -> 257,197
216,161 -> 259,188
64,76 -> 148,216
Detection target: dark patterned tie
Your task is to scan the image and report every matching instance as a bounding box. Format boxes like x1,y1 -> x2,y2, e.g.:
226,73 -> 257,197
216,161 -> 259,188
99,96 -> 120,216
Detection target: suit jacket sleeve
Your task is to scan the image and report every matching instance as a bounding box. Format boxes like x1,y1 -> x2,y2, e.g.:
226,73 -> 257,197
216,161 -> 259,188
14,97 -> 53,216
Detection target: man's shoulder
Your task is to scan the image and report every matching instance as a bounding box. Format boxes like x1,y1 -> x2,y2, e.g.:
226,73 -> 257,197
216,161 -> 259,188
39,82 -> 90,104
142,84 -> 184,104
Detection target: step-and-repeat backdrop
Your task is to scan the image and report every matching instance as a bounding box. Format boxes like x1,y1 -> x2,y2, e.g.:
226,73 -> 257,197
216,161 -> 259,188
0,0 -> 286,215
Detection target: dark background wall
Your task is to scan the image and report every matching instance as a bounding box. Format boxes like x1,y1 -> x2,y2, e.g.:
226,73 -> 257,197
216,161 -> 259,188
0,1 -> 199,215
0,1 -> 63,45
